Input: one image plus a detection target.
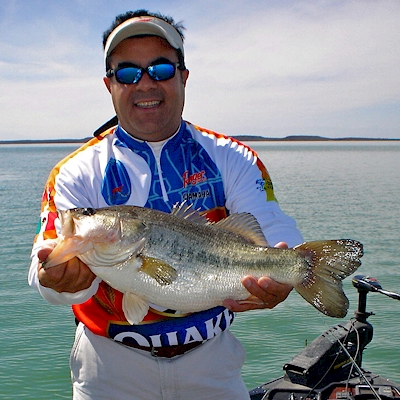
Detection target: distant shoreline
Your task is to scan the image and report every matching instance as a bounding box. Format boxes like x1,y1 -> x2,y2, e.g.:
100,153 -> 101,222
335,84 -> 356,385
1,135 -> 399,145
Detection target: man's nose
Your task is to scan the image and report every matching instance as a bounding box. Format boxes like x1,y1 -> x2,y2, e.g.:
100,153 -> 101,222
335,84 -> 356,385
135,71 -> 158,90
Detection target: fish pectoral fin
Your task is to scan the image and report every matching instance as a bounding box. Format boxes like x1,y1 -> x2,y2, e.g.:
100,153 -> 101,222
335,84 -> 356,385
139,256 -> 178,286
215,213 -> 269,246
122,293 -> 149,325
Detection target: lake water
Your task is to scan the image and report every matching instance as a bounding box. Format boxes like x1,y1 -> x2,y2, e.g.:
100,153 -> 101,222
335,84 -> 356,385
1,141 -> 399,398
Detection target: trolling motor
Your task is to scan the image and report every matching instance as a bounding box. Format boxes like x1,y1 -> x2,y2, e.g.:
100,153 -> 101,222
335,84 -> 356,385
249,275 -> 400,400
282,275 -> 377,388
349,275 -> 400,331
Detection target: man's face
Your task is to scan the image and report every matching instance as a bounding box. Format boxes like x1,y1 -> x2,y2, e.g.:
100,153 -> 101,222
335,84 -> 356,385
104,36 -> 189,141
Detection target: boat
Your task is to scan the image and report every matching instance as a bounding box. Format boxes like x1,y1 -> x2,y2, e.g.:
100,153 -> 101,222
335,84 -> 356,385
249,275 -> 400,400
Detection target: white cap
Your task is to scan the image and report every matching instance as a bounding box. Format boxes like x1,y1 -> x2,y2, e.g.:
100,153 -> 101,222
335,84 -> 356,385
104,16 -> 184,62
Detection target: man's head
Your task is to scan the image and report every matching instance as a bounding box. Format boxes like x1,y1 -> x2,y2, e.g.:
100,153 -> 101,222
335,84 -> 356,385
103,10 -> 186,72
103,10 -> 189,142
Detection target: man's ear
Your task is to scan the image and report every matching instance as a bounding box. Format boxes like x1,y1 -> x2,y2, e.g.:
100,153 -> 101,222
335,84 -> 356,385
181,69 -> 189,87
103,76 -> 112,93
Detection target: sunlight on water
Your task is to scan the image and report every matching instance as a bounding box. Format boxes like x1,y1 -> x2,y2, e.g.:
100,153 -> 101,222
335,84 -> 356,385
0,145 -> 79,398
1,141 -> 399,396
233,141 -> 400,388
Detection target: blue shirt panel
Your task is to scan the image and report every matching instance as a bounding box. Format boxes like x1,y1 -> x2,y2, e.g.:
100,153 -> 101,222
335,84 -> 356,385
113,123 -> 226,213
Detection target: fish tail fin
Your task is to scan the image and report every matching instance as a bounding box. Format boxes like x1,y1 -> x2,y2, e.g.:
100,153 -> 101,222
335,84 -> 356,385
293,239 -> 363,318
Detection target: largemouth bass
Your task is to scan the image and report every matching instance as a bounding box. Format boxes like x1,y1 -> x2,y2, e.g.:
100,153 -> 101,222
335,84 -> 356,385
44,204 -> 363,324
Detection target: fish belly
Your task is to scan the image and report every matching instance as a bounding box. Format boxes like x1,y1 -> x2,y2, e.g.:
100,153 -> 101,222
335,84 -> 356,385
90,259 -> 253,313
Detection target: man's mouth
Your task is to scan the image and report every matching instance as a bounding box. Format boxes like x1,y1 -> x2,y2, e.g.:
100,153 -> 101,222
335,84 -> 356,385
135,100 -> 161,109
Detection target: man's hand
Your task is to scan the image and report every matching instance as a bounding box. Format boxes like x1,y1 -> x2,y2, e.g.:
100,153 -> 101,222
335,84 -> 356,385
222,242 -> 293,312
37,240 -> 96,293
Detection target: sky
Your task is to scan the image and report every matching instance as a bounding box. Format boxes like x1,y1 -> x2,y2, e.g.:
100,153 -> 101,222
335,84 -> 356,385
1,0 -> 399,140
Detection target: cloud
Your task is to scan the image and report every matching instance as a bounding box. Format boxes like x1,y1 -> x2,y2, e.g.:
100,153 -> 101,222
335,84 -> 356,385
0,77 -> 111,139
0,1 -> 112,140
1,0 -> 399,140
183,0 -> 400,137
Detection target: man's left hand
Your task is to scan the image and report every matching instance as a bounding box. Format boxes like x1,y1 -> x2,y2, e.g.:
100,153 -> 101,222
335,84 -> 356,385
222,242 -> 293,312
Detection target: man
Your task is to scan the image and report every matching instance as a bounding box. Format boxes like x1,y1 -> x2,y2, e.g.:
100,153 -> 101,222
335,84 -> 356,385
29,9 -> 303,400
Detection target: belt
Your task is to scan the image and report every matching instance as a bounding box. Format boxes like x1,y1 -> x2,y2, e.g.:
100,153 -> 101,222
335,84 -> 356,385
117,340 -> 204,358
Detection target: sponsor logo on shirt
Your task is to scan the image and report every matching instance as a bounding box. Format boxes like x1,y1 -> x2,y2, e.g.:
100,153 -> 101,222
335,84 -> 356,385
256,178 -> 265,191
183,189 -> 210,201
182,170 -> 207,188
108,306 -> 235,347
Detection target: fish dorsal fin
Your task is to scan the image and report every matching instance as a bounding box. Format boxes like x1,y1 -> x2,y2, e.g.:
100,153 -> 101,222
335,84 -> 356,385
139,255 -> 178,285
170,202 -> 210,225
215,213 -> 269,246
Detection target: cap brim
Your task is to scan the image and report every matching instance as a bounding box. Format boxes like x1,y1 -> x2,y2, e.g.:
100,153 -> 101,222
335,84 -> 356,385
104,16 -> 184,61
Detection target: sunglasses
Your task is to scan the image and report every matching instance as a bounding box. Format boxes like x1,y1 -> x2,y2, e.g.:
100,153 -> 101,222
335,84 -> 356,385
106,62 -> 179,84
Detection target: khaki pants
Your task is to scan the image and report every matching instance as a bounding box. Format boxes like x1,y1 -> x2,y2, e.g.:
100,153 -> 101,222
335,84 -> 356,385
71,323 -> 250,400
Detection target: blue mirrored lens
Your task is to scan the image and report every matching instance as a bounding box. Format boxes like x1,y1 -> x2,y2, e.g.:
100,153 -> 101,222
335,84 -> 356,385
114,63 -> 177,84
148,64 -> 176,81
115,67 -> 142,84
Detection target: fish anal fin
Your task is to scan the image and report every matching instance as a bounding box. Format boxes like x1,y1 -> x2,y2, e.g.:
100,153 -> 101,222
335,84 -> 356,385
122,292 -> 149,324
139,256 -> 178,286
293,239 -> 363,318
215,213 -> 269,246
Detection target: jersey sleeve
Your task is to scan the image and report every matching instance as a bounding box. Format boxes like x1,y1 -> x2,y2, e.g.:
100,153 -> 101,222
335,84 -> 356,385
226,145 -> 303,247
28,139 -> 106,305
190,126 -> 304,247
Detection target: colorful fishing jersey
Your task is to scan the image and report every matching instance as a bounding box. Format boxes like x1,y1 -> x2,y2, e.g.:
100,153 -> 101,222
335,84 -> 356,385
30,120 -> 303,345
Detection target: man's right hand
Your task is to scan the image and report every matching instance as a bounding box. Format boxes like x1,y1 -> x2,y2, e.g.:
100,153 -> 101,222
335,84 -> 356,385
37,240 -> 96,293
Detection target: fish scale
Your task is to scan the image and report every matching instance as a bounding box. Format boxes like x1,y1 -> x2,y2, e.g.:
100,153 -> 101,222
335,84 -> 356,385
44,204 -> 363,324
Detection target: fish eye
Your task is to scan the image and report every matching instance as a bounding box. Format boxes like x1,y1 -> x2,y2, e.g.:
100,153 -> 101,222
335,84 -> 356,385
82,208 -> 96,216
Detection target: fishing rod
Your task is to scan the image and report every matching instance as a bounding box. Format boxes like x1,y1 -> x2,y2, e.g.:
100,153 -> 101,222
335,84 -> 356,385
352,275 -> 400,301
250,274 -> 400,400
93,115 -> 118,137
333,275 -> 400,400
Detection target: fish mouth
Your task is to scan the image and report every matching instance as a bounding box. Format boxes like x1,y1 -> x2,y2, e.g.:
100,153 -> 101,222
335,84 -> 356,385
43,208 -> 151,269
42,236 -> 93,269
